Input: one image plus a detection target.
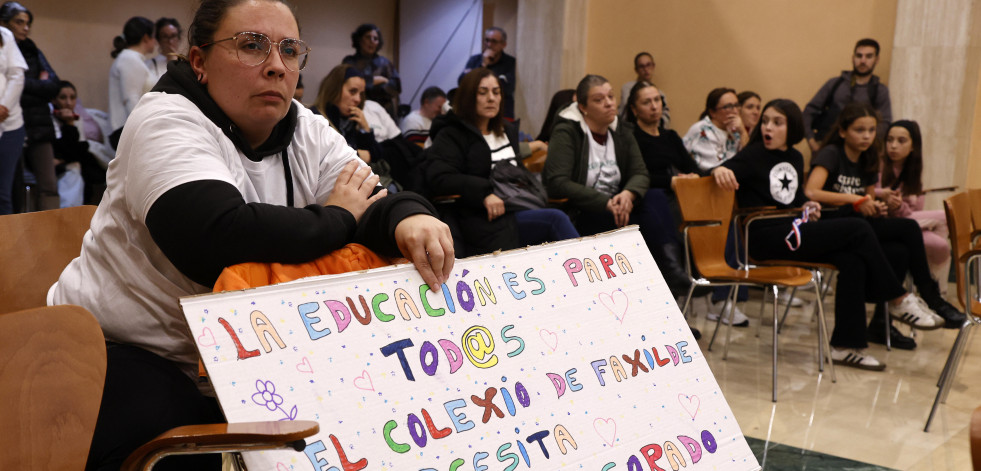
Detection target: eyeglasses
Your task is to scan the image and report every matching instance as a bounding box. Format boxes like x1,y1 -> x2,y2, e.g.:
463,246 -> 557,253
201,31 -> 311,71
715,103 -> 740,112
484,37 -> 502,44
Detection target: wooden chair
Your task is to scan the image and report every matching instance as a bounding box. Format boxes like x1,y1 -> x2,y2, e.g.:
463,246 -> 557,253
0,304 -> 319,470
522,148 -> 548,173
924,191 -> 981,431
674,177 -> 826,402
0,206 -> 98,313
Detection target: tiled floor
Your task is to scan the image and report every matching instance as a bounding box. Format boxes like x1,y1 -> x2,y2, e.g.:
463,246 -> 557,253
688,285 -> 977,471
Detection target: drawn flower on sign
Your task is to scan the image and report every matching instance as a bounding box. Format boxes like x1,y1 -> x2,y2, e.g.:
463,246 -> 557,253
252,379 -> 298,421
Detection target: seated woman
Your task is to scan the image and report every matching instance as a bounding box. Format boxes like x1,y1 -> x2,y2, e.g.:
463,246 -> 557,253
424,67 -> 578,256
342,23 -> 400,119
711,98 -> 939,370
805,103 -> 964,346
683,87 -> 752,324
311,64 -> 382,164
51,80 -> 107,205
683,87 -> 748,173
49,0 -> 452,467
876,120 -> 951,295
737,91 -> 761,136
623,80 -> 702,298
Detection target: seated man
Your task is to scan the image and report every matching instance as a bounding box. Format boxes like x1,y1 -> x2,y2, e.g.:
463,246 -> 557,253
400,86 -> 446,146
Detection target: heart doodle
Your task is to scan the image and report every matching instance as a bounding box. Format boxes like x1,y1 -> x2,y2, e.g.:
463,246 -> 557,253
678,393 -> 700,421
296,357 -> 313,373
353,370 -> 374,391
599,290 -> 630,324
276,463 -> 289,471
593,417 -> 617,447
539,329 -> 558,352
197,327 -> 216,347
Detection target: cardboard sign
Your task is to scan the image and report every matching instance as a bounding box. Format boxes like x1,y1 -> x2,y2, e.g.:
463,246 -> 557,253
181,227 -> 760,471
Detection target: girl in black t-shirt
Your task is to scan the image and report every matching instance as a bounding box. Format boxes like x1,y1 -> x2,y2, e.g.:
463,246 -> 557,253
805,103 -> 964,348
711,99 -> 941,371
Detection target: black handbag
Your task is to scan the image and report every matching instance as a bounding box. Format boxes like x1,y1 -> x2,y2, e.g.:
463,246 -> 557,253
490,158 -> 548,212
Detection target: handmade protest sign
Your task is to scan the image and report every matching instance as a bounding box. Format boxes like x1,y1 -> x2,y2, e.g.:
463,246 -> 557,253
181,227 -> 760,471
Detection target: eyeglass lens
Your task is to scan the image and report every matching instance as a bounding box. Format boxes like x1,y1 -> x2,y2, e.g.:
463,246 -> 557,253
235,32 -> 309,71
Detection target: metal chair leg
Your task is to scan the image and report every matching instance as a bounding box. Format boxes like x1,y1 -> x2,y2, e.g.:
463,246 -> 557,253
680,283 -> 697,319
722,285 -> 740,360
883,302 -> 891,351
777,287 -> 796,334
708,286 -> 734,352
771,285 -> 779,403
812,271 -> 836,382
925,323 -> 973,431
756,288 -> 767,338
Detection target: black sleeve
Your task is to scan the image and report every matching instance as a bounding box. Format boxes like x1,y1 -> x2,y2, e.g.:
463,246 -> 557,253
353,190 -> 438,257
23,49 -> 60,100
810,147 -> 838,173
146,179 -> 359,287
146,180 -> 439,288
666,131 -> 702,175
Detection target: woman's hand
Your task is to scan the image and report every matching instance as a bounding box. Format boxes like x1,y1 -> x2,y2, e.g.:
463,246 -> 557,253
324,161 -> 386,222
395,214 -> 455,292
880,189 -> 903,211
373,75 -> 389,86
0,105 -> 9,123
607,191 -> 635,227
484,193 -> 506,221
802,201 -> 822,221
711,166 -> 738,191
348,106 -> 371,132
670,173 -> 699,191
528,140 -> 548,153
856,196 -> 879,217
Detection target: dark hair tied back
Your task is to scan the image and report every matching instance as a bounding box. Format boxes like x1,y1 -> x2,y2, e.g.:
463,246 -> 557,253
111,16 -> 154,58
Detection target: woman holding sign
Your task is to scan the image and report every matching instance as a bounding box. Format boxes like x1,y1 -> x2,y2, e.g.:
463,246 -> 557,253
49,0 -> 453,468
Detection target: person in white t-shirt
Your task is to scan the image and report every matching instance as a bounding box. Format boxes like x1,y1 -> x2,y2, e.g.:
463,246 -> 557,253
51,1 -> 453,468
0,24 -> 25,214
108,16 -> 156,148
401,85 -> 445,146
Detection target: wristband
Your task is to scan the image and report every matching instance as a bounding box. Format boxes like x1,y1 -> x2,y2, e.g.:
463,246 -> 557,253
852,195 -> 869,212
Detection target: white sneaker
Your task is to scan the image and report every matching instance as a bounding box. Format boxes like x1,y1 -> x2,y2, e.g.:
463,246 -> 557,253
830,347 -> 886,371
778,290 -> 805,307
888,294 -> 944,330
706,300 -> 750,327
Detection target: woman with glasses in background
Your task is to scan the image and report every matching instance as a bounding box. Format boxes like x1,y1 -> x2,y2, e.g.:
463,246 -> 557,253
683,87 -> 748,173
50,1 -> 451,468
108,16 -> 155,148
147,17 -> 181,82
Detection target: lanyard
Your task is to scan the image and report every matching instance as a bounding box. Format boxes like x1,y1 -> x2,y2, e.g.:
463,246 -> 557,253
784,207 -> 811,251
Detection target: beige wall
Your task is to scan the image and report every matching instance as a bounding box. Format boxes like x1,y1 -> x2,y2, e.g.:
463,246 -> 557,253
584,0 -> 897,157
29,0 -> 396,111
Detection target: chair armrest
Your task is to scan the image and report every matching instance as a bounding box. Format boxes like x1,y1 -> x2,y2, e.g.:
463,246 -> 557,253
921,186 -> 958,195
971,230 -> 981,248
733,205 -> 775,217
523,149 -> 548,174
433,195 -> 461,204
958,249 -> 981,265
679,219 -> 722,229
121,420 -> 320,471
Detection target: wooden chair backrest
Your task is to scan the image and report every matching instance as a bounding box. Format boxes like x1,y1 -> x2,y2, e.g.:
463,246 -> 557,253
968,189 -> 981,232
0,305 -> 106,469
944,192 -> 973,311
0,205 -> 97,313
674,176 -> 735,277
